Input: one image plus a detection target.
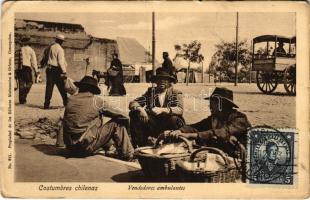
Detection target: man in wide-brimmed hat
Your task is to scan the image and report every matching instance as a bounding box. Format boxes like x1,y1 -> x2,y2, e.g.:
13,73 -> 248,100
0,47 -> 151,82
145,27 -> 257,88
129,67 -> 185,147
15,36 -> 39,104
63,76 -> 134,159
43,33 -> 68,109
162,87 -> 251,155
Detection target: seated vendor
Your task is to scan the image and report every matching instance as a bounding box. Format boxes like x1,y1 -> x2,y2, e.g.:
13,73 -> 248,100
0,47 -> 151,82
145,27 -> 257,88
161,87 -> 251,156
129,67 -> 185,147
63,76 -> 134,160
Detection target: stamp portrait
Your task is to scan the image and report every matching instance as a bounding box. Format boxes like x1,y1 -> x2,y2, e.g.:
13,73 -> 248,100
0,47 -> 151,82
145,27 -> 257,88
247,127 -> 295,184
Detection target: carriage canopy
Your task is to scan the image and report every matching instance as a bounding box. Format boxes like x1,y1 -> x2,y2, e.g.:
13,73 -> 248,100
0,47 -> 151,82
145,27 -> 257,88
253,35 -> 296,44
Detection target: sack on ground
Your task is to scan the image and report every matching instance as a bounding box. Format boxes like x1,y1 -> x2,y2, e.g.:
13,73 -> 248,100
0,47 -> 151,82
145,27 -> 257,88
65,77 -> 78,95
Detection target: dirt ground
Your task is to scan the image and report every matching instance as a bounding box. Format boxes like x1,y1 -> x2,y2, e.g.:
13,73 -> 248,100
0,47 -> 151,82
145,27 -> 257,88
14,82 -> 296,182
15,82 -> 296,127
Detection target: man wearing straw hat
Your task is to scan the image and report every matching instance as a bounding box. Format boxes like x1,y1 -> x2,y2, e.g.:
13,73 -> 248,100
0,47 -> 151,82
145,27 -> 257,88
15,36 -> 40,104
43,33 -> 68,109
129,67 -> 185,147
63,75 -> 134,159
163,87 -> 251,155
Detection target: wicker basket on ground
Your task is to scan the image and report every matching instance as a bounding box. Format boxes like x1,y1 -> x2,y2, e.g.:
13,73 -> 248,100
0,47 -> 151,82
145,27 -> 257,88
134,136 -> 194,182
175,147 -> 243,183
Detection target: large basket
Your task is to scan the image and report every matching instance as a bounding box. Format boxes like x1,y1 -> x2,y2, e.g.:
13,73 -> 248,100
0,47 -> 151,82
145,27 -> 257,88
176,147 -> 242,183
134,136 -> 193,182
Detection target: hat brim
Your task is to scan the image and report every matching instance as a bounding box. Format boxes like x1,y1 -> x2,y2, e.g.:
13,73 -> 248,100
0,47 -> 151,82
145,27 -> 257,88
74,82 -> 101,95
204,96 -> 239,108
150,75 -> 176,83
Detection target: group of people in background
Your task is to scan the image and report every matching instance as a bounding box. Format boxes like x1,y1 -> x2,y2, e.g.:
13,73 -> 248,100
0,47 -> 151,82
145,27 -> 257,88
15,34 -> 251,163
16,34 -> 68,109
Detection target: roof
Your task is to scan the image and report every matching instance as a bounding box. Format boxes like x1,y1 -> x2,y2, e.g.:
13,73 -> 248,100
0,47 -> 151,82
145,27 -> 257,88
116,37 -> 159,65
253,35 -> 296,43
91,36 -> 116,44
15,30 -> 91,49
23,19 -> 84,31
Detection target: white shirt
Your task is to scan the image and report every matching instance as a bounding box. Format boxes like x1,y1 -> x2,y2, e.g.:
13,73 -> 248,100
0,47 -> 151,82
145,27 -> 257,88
158,91 -> 167,107
47,43 -> 67,73
21,46 -> 38,72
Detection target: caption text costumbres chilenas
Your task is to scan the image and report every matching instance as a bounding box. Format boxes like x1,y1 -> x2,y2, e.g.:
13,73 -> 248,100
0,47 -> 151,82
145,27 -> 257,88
38,184 -> 186,191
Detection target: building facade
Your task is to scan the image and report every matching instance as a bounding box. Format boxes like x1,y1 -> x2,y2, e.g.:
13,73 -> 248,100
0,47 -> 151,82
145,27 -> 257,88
15,19 -> 118,81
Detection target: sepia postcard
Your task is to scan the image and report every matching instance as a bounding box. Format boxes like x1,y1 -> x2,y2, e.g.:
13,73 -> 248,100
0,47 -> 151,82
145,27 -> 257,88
1,1 -> 309,198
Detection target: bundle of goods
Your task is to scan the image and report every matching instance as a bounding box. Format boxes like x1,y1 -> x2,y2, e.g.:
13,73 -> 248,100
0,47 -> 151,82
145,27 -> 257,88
175,147 -> 243,183
134,136 -> 195,181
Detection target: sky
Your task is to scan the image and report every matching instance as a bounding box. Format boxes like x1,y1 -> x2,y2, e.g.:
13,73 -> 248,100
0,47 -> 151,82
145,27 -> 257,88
16,12 -> 295,69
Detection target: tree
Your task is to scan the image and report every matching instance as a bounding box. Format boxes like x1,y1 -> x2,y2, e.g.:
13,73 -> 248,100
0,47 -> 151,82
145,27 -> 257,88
209,40 -> 251,82
174,41 -> 204,85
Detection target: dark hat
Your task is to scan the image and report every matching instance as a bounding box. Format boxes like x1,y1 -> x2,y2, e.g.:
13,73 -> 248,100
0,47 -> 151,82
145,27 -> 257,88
74,76 -> 101,95
150,67 -> 176,83
163,52 -> 169,56
204,87 -> 238,108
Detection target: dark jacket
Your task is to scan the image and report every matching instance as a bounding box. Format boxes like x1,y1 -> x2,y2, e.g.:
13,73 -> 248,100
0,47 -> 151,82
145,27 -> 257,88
129,86 -> 183,116
180,109 -> 251,153
63,92 -> 125,146
162,57 -> 176,75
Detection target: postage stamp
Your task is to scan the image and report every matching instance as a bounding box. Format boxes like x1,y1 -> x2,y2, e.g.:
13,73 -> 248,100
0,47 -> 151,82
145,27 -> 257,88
247,126 -> 296,184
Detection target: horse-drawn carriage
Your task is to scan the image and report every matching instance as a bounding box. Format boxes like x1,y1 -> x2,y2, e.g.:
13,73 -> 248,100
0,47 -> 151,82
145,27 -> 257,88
252,35 -> 296,95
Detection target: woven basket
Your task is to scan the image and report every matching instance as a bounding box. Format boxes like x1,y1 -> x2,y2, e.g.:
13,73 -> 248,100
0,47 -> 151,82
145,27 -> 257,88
134,136 -> 194,182
176,147 -> 242,183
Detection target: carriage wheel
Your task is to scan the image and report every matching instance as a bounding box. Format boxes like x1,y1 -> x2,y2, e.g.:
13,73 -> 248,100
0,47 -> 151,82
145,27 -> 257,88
124,76 -> 134,83
283,65 -> 296,96
256,71 -> 278,94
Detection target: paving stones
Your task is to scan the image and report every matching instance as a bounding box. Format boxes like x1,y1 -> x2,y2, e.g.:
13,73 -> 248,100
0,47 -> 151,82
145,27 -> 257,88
15,117 -> 61,141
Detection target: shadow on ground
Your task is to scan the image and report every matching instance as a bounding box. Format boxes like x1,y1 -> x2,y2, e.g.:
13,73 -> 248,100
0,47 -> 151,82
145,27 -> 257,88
111,170 -> 146,182
32,144 -> 69,157
15,103 -> 64,109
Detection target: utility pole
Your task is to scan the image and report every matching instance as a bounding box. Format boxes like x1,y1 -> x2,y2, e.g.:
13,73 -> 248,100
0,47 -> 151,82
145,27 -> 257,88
152,12 -> 156,75
249,40 -> 253,84
235,12 -> 239,86
201,62 -> 204,83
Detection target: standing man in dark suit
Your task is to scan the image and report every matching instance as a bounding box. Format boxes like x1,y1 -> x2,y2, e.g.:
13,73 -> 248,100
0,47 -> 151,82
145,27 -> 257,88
107,53 -> 126,96
43,34 -> 68,109
129,67 -> 185,147
162,52 -> 177,82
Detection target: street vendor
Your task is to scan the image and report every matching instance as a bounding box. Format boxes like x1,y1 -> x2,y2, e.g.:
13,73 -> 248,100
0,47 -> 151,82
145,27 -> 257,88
129,67 -> 185,147
63,76 -> 134,160
161,87 -> 251,156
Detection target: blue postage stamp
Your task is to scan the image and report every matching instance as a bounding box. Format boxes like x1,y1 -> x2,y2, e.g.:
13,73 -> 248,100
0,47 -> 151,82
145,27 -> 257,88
247,126 -> 296,184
